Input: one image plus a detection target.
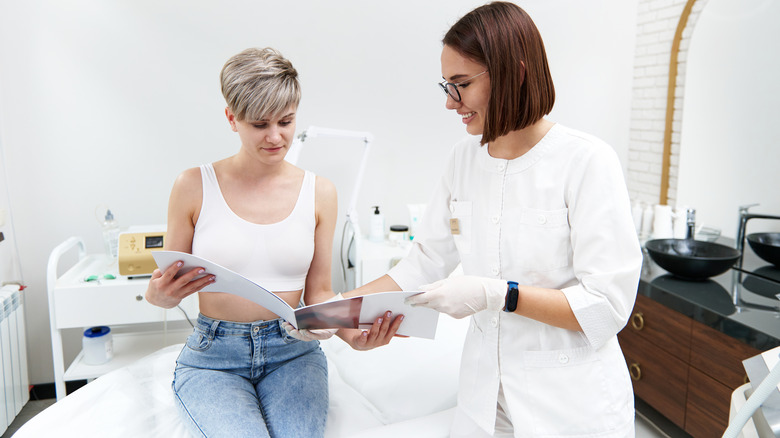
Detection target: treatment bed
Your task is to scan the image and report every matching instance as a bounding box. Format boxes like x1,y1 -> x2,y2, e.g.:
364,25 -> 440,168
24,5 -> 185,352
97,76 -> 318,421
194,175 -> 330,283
15,315 -> 468,437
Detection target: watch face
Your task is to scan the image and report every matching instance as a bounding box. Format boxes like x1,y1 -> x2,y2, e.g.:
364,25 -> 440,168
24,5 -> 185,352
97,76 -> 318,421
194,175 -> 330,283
504,285 -> 519,312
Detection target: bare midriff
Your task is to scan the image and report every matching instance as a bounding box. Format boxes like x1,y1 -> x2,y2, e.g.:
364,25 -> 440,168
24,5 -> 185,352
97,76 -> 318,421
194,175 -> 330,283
197,289 -> 304,322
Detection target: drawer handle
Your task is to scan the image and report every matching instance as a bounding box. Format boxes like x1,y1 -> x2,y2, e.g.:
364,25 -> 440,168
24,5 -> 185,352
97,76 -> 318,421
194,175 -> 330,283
631,312 -> 644,331
629,363 -> 642,381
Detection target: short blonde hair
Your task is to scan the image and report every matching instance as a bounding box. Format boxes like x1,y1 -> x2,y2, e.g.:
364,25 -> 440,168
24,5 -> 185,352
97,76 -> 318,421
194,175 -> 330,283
219,47 -> 301,121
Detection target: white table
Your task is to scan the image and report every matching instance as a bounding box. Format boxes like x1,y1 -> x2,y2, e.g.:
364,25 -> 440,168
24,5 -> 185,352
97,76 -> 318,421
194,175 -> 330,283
46,237 -> 198,400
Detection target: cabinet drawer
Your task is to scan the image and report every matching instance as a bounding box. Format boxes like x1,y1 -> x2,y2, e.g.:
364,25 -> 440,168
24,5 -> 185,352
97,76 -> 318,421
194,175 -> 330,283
620,330 -> 689,428
685,367 -> 731,437
689,319 -> 758,389
624,294 -> 692,361
53,286 -> 189,328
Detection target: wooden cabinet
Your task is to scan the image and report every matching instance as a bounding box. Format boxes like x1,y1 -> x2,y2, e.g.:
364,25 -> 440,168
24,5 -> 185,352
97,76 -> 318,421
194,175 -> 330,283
620,327 -> 689,426
619,294 -> 692,429
618,294 -> 760,437
685,367 -> 733,437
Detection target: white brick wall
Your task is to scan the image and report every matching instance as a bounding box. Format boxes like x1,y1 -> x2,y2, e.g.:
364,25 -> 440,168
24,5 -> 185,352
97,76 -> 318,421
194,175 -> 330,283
627,0 -> 709,206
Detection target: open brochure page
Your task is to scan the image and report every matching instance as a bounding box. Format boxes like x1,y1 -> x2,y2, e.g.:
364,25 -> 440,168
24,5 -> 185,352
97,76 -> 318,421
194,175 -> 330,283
294,291 -> 439,338
152,251 -> 439,339
152,251 -> 296,325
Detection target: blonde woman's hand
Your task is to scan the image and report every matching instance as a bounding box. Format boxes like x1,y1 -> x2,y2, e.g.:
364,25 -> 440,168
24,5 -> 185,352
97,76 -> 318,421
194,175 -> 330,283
145,260 -> 215,309
339,311 -> 405,351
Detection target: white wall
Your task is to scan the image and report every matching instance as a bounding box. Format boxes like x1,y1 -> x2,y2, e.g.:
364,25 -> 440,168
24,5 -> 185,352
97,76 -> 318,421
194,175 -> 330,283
0,0 -> 639,384
677,0 -> 780,236
0,133 -> 22,286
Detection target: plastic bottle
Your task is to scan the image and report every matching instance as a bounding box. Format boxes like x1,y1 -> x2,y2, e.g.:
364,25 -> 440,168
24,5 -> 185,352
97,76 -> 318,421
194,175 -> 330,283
102,209 -> 120,258
82,326 -> 113,365
369,206 -> 385,242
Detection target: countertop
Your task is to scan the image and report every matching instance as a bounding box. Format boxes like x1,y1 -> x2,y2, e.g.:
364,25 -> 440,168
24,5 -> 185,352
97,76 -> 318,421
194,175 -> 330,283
639,239 -> 780,352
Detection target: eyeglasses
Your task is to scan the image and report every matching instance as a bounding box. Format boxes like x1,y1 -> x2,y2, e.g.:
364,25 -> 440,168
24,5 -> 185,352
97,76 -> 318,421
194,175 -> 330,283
438,70 -> 488,102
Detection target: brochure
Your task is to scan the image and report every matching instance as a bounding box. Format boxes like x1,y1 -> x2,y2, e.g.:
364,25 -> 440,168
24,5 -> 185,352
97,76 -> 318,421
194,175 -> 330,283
152,251 -> 439,339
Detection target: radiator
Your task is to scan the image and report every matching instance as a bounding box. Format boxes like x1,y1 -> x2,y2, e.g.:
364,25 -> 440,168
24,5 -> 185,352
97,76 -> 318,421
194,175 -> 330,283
0,284 -> 29,434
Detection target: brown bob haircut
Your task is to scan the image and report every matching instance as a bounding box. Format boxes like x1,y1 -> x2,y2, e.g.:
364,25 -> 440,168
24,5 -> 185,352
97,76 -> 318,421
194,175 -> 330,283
443,2 -> 555,145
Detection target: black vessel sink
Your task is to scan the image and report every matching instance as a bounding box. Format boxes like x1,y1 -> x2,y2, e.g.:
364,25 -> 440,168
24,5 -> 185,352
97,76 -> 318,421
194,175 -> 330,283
747,233 -> 780,267
645,239 -> 741,281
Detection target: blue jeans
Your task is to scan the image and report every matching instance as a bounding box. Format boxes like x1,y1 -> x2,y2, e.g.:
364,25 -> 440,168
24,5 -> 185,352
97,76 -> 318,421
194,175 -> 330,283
173,314 -> 328,438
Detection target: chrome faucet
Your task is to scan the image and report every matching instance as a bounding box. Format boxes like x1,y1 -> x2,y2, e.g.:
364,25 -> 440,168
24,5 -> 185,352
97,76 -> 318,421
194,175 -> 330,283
685,208 -> 696,240
735,204 -> 780,262
732,204 -> 780,306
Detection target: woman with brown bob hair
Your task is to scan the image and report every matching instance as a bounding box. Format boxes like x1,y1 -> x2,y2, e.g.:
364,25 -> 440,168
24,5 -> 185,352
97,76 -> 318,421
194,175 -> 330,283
344,2 -> 642,436
443,1 -> 555,144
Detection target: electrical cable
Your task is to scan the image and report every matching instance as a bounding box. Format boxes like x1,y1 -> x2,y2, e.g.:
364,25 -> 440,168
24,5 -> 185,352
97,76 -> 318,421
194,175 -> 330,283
177,304 -> 194,328
339,219 -> 350,288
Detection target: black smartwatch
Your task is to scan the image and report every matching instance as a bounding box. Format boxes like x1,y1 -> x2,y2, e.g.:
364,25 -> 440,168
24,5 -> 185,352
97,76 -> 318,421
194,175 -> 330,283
503,281 -> 519,313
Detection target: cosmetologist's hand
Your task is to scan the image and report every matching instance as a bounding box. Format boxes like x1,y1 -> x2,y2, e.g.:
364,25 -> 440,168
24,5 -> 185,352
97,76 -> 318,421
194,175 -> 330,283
282,322 -> 338,341
405,276 -> 507,319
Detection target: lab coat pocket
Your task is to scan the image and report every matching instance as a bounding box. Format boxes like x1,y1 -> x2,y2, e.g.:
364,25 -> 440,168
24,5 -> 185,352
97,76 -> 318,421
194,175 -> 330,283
519,346 -> 628,435
450,201 -> 472,255
512,207 -> 571,272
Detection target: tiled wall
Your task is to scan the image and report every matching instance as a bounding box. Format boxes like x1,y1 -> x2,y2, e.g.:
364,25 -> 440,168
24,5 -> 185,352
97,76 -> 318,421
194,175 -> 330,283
627,0 -> 709,207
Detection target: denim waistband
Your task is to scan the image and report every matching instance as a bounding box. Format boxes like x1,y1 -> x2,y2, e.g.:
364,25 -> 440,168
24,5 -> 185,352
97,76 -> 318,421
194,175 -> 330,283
195,313 -> 283,338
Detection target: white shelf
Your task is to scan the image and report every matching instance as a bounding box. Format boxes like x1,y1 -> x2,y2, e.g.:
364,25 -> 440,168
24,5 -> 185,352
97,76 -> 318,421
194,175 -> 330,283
47,237 -> 201,400
63,329 -> 190,382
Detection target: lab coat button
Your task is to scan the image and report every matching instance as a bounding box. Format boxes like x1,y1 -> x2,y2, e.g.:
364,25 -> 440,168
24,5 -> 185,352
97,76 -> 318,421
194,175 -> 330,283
491,215 -> 500,224
490,317 -> 498,327
491,267 -> 499,275
558,353 -> 569,364
537,215 -> 547,224
497,163 -> 505,171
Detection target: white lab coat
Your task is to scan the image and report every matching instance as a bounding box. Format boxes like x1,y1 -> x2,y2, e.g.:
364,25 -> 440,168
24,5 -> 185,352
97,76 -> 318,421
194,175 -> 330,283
389,123 -> 643,437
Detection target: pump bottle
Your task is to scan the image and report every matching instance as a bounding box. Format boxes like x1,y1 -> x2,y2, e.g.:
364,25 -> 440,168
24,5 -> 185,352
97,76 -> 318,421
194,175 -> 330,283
102,209 -> 120,258
369,206 -> 385,242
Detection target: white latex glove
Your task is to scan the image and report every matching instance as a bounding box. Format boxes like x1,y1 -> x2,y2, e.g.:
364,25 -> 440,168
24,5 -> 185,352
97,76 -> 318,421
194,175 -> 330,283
281,293 -> 343,342
282,322 -> 338,342
405,276 -> 507,319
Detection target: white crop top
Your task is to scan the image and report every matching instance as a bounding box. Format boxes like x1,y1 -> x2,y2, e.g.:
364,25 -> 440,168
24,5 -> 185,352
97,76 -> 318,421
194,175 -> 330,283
191,163 -> 316,292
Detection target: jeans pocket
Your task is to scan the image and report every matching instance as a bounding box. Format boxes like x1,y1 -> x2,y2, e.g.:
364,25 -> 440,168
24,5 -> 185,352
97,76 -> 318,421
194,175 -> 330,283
280,323 -> 302,344
185,328 -> 212,352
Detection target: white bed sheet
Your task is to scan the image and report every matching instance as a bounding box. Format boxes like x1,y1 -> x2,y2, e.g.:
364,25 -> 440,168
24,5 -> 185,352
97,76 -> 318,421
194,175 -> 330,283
16,344 -> 189,437
16,315 -> 468,437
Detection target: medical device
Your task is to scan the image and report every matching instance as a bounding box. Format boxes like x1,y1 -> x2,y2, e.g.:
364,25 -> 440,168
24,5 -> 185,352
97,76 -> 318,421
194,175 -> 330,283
117,226 -> 167,277
725,346 -> 780,437
286,126 -> 373,290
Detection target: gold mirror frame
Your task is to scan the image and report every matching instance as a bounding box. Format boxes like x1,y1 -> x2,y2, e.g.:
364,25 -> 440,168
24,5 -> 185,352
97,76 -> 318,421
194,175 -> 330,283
660,0 -> 699,205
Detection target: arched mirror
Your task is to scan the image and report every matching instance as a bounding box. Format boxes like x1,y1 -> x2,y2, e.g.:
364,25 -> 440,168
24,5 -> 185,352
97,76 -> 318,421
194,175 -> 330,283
676,0 -> 780,237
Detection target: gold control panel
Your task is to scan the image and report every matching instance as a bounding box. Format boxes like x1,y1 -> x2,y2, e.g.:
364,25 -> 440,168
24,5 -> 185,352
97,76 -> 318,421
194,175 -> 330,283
118,231 -> 166,276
